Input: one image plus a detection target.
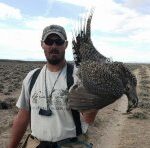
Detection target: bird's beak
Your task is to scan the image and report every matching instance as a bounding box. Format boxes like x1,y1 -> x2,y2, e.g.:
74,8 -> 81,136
126,86 -> 138,112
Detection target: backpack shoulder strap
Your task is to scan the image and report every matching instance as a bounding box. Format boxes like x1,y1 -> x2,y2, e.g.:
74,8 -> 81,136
66,62 -> 74,89
66,63 -> 82,136
29,68 -> 41,95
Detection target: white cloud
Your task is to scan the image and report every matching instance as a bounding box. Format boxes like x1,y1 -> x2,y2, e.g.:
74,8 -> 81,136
55,0 -> 95,8
0,3 -> 22,20
0,1 -> 150,63
129,30 -> 150,42
24,16 -> 72,30
93,39 -> 150,63
0,28 -> 44,60
124,0 -> 150,8
0,14 -> 75,61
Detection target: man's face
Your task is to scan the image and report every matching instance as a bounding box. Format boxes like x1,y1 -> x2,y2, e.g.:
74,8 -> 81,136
41,34 -> 68,65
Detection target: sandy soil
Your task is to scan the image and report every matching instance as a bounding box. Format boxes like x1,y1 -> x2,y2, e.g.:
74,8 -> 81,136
0,61 -> 150,148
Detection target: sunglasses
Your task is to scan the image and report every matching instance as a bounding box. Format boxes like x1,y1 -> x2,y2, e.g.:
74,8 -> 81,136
44,38 -> 65,46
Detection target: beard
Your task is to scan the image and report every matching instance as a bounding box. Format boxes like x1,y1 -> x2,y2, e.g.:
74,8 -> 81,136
47,57 -> 64,65
45,49 -> 65,65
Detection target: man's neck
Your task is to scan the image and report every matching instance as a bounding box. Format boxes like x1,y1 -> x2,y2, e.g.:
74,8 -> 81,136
46,60 -> 66,72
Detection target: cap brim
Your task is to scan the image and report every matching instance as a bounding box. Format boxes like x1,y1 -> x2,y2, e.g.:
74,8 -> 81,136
43,31 -> 65,41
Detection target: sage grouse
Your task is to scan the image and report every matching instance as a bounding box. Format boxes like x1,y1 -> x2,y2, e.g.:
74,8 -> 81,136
68,10 -> 138,112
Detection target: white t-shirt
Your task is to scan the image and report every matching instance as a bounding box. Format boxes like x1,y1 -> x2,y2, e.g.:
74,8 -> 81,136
16,64 -> 88,142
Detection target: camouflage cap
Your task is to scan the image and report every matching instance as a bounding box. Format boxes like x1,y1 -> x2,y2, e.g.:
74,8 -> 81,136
41,25 -> 67,41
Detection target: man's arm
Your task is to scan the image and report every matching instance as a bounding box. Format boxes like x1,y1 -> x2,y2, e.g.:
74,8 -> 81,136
8,108 -> 30,148
81,109 -> 98,124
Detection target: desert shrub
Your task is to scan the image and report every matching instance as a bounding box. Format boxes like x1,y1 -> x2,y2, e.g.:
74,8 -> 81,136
128,112 -> 148,119
0,97 -> 16,109
139,85 -> 150,90
4,76 -> 10,80
5,97 -> 16,106
7,85 -> 14,92
141,76 -> 149,79
4,92 -> 10,95
139,92 -> 149,97
138,102 -> 150,110
3,89 -> 10,95
142,97 -> 150,101
0,61 -> 44,93
125,64 -> 141,71
140,80 -> 150,85
0,100 -> 9,109
0,83 -> 4,89
144,89 -> 149,93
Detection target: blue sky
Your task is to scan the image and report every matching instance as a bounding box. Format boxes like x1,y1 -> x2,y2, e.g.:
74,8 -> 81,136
0,0 -> 150,63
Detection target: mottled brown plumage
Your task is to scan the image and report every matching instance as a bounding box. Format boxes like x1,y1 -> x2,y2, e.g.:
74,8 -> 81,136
68,10 -> 138,112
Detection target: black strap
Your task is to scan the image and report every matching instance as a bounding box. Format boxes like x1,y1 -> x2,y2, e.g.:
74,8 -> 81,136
66,63 -> 82,136
29,68 -> 41,95
29,63 -> 82,136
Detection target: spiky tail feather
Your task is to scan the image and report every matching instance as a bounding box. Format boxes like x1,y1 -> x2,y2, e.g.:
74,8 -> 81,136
72,9 -> 94,67
72,8 -> 107,67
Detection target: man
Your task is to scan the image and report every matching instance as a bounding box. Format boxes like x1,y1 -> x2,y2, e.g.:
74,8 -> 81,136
8,25 -> 98,148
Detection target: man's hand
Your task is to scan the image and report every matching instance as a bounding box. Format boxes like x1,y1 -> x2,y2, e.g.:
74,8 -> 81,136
81,109 -> 98,124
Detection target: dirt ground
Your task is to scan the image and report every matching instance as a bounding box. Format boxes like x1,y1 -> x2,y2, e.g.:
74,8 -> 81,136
0,60 -> 150,148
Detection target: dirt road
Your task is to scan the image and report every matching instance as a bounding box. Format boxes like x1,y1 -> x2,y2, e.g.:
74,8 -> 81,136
87,95 -> 127,147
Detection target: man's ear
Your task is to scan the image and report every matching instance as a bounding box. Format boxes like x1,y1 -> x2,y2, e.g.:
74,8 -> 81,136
41,41 -> 44,49
65,41 -> 68,48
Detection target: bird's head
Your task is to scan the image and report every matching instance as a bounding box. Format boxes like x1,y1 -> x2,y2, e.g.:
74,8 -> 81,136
120,65 -> 138,112
124,75 -> 138,112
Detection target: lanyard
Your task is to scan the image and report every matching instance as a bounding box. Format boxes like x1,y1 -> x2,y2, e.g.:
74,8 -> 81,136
44,65 -> 63,108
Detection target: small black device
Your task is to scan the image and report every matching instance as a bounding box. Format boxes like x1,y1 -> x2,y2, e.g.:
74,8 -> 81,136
39,108 -> 52,116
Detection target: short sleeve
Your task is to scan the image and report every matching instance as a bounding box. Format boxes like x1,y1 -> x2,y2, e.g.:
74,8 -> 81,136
16,68 -> 39,111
